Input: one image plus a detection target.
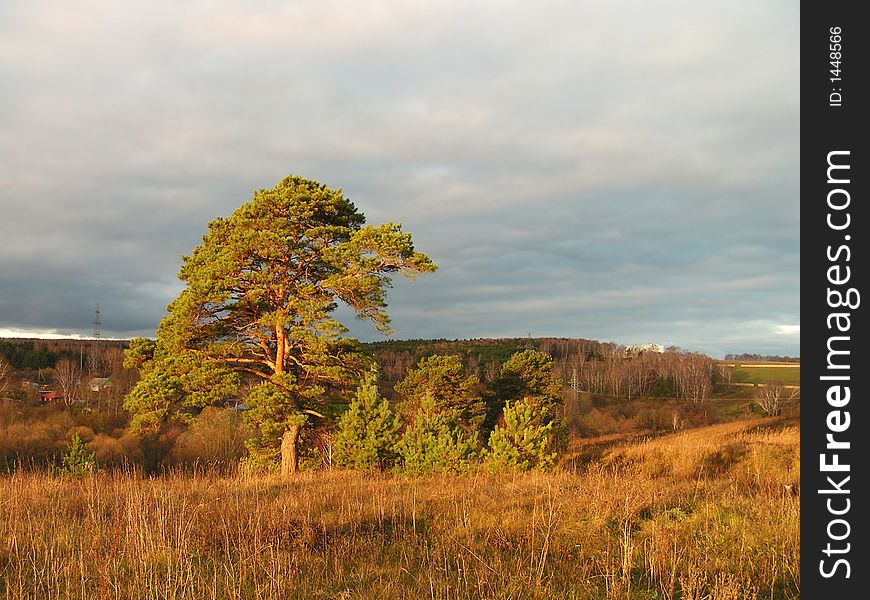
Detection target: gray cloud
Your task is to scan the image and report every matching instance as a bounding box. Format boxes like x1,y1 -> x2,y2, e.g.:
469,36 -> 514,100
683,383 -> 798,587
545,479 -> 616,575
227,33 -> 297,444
0,0 -> 799,356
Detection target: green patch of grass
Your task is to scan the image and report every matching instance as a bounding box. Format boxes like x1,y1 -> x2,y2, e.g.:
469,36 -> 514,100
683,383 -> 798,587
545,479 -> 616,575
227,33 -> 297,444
729,365 -> 800,385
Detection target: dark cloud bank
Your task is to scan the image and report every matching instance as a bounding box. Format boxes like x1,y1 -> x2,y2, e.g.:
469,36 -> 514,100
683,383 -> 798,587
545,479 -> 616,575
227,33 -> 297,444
0,1 -> 799,357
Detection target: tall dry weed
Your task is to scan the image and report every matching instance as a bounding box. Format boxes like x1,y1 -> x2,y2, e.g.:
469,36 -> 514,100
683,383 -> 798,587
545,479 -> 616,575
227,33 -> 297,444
0,419 -> 799,599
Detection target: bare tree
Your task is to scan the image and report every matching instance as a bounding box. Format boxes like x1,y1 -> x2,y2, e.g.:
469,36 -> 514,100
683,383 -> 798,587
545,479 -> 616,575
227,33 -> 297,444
754,380 -> 799,416
103,347 -> 125,375
103,347 -> 134,414
318,431 -> 335,469
54,359 -> 81,407
715,363 -> 732,385
673,353 -> 714,403
0,356 -> 11,397
86,346 -> 103,376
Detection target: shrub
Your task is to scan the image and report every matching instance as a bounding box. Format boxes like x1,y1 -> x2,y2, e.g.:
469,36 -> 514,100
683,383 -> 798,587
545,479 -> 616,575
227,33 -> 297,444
486,400 -> 566,472
334,375 -> 400,471
87,433 -> 126,467
57,434 -> 96,477
579,407 -> 623,436
238,448 -> 281,475
170,407 -> 253,469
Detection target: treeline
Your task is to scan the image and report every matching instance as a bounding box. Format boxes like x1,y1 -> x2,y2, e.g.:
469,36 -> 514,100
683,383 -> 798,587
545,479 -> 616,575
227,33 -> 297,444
2,336 -> 758,475
4,337 -> 732,407
559,347 -> 726,403
723,353 -> 800,363
369,338 -> 724,404
2,349 -> 568,475
369,337 -> 544,393
0,340 -> 78,370
370,337 -> 611,395
0,338 -> 129,371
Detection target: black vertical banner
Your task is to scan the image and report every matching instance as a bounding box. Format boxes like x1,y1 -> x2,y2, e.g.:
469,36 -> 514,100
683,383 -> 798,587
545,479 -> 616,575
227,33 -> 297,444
802,3 -> 868,597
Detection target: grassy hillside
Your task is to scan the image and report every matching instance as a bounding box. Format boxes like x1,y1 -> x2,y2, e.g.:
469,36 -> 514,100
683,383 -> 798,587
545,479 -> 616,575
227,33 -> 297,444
0,418 -> 799,599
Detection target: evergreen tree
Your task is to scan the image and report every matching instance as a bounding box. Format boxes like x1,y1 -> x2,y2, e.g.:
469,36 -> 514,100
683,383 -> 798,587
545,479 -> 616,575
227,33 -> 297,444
484,349 -> 564,432
483,349 -> 567,471
486,400 -> 565,472
58,434 -> 97,477
395,354 -> 485,440
124,175 -> 435,475
334,373 -> 400,471
397,394 -> 477,476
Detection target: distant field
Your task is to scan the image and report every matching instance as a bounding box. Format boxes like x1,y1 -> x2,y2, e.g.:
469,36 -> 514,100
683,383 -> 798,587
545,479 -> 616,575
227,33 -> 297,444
725,363 -> 801,386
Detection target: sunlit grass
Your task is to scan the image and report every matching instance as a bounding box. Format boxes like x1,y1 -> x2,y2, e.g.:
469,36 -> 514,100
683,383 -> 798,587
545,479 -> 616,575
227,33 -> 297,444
728,365 -> 800,386
0,419 -> 799,599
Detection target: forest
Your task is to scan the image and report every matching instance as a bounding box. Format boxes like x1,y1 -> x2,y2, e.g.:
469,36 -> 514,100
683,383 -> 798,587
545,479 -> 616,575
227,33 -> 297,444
0,335 -> 797,474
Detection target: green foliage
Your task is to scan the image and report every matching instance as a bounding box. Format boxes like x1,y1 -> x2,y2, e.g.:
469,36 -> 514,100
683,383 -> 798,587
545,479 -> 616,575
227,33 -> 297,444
397,395 -> 477,476
243,383 -> 309,466
498,349 -> 563,407
298,445 -> 328,472
123,350 -> 240,434
334,374 -> 400,471
484,349 -> 564,432
123,175 -> 435,464
122,337 -> 157,372
649,375 -> 677,397
123,371 -> 181,433
239,444 -> 281,475
486,400 -> 566,472
57,434 -> 97,477
0,340 -> 76,370
366,338 -> 540,365
395,354 -> 484,438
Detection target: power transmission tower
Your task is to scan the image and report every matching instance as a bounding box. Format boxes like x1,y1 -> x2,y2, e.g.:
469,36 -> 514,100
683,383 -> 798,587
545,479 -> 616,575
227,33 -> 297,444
568,368 -> 580,418
89,303 -> 103,411
93,303 -> 101,338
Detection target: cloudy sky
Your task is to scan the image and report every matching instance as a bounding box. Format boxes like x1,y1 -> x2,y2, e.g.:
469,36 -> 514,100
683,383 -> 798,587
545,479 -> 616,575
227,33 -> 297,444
0,0 -> 799,357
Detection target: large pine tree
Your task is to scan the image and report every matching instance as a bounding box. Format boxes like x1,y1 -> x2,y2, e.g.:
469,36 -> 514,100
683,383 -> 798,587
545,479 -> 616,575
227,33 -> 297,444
124,175 -> 435,475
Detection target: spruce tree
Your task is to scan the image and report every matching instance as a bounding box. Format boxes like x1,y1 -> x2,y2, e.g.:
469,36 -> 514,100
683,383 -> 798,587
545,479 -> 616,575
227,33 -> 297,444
333,373 -> 400,471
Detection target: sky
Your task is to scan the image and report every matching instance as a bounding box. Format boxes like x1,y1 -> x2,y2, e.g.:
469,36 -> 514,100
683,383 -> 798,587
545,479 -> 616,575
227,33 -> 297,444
0,0 -> 799,358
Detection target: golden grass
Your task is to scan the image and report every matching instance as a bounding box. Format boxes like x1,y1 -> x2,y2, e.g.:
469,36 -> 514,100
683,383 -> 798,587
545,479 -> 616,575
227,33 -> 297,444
0,419 -> 799,599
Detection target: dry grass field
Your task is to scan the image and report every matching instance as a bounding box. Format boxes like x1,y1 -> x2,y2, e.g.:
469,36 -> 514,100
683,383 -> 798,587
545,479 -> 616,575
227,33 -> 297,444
0,418 -> 799,599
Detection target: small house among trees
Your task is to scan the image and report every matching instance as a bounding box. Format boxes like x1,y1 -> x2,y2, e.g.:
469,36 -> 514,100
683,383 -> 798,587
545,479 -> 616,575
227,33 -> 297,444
39,389 -> 61,402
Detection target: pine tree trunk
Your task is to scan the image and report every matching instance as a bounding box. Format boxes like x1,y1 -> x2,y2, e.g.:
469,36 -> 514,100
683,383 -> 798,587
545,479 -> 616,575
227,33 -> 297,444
281,424 -> 301,477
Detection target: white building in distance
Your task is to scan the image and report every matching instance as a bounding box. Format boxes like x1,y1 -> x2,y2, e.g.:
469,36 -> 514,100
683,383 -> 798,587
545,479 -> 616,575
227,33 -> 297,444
624,343 -> 665,357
